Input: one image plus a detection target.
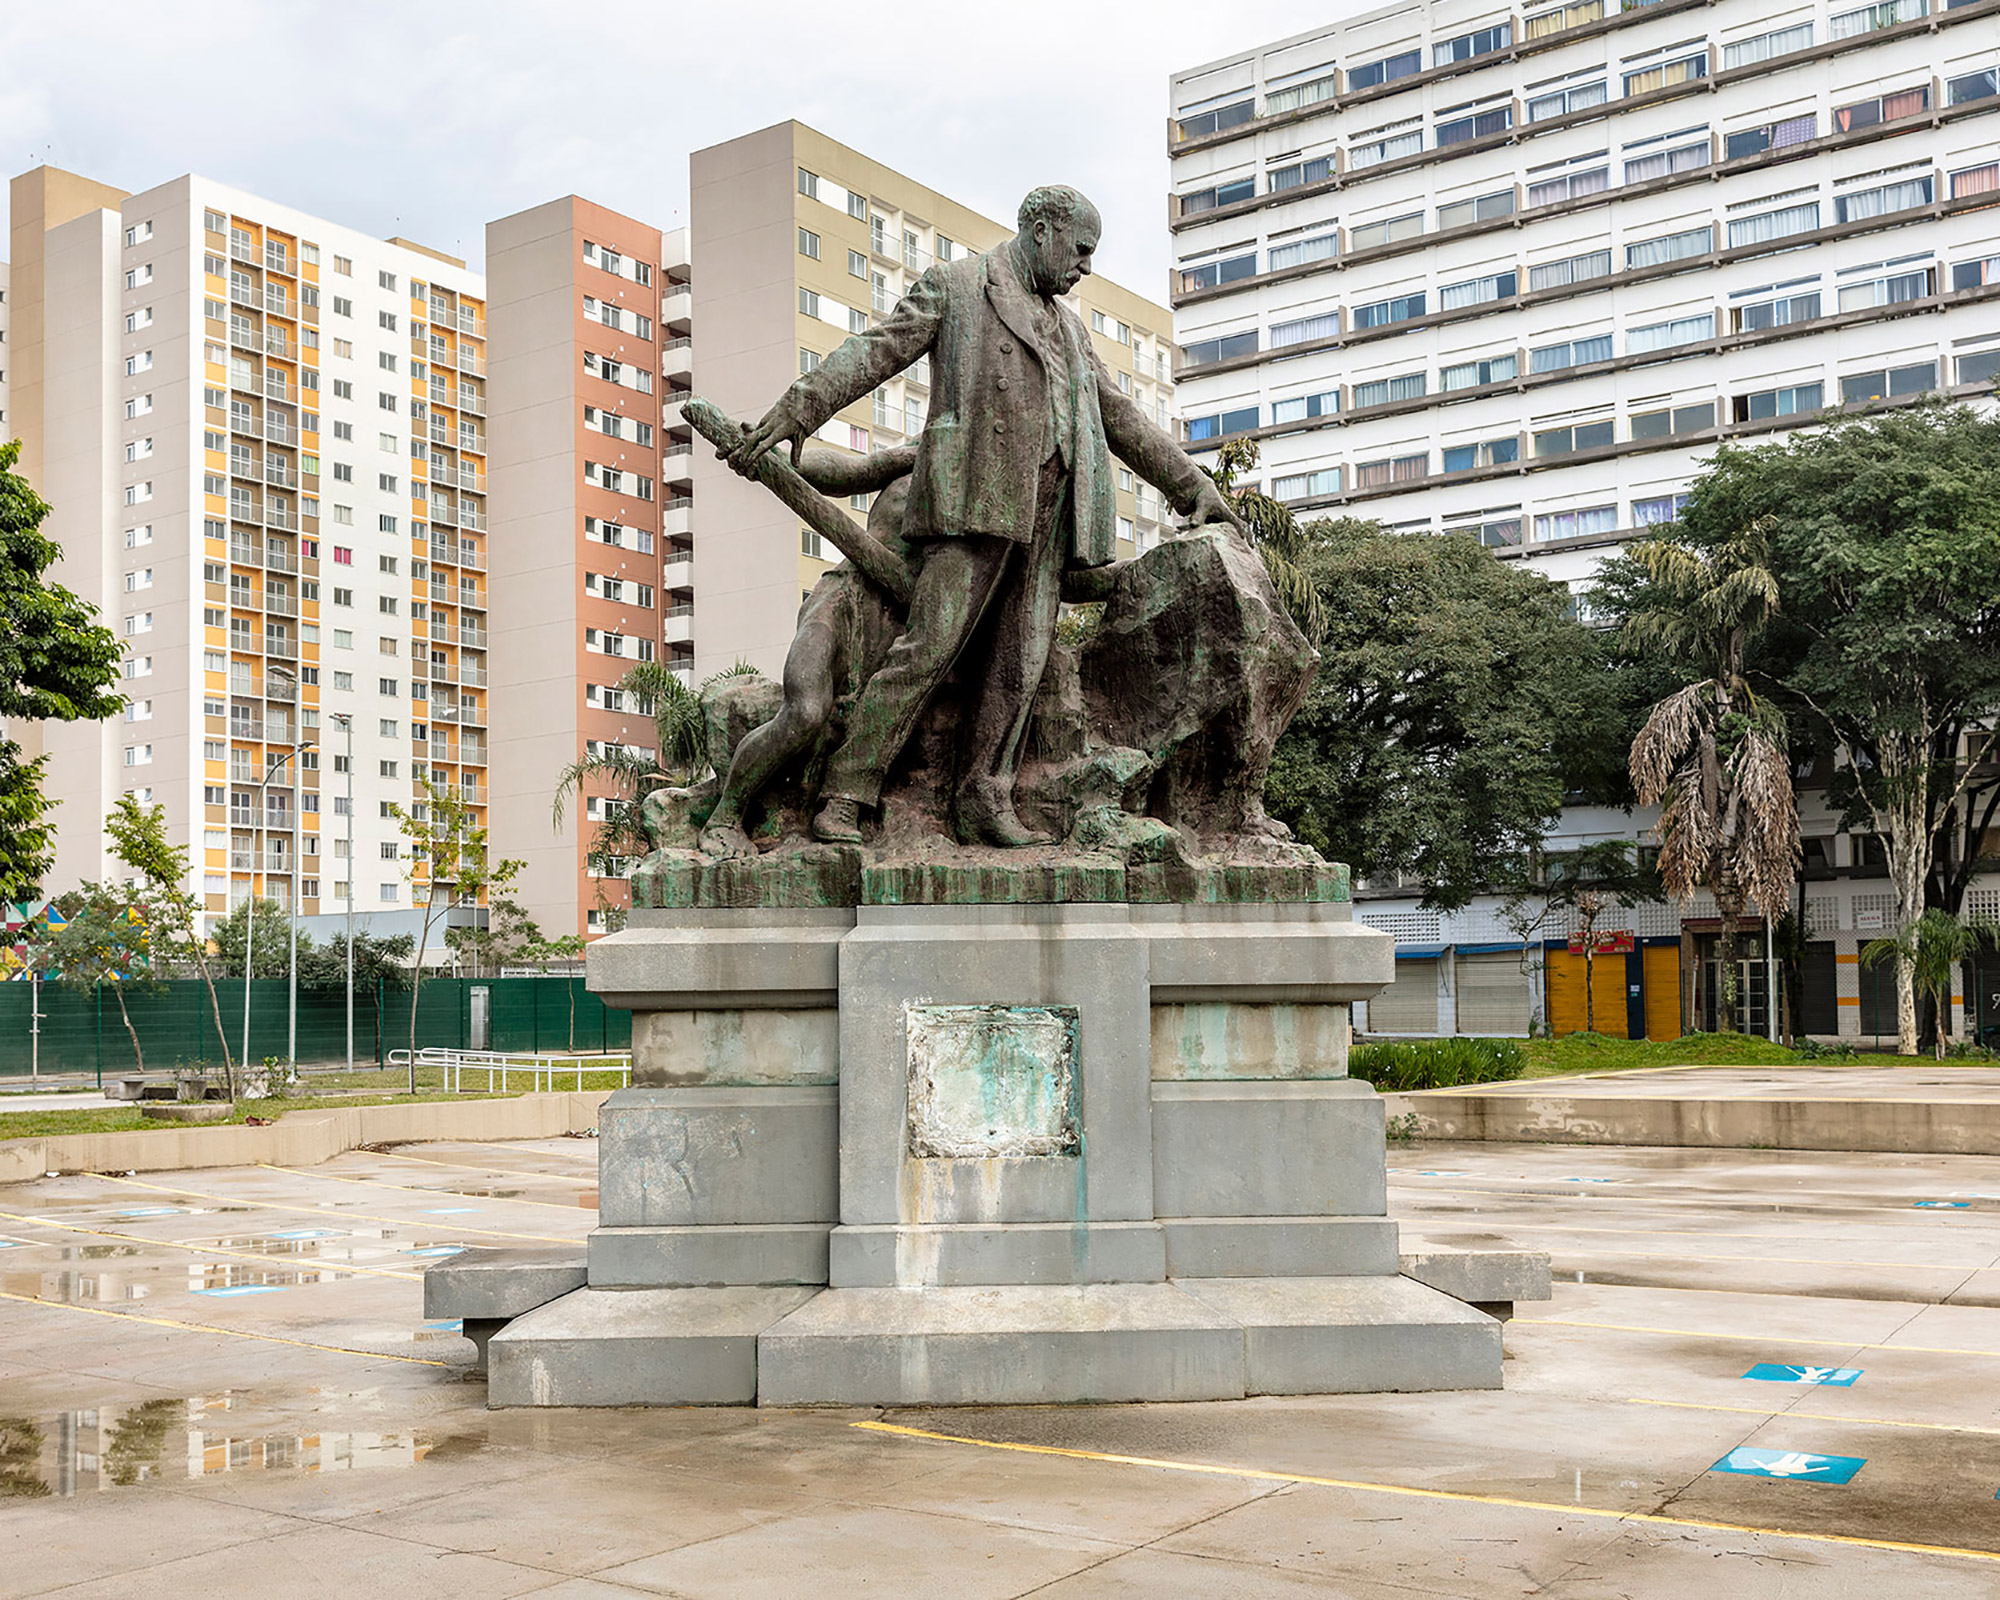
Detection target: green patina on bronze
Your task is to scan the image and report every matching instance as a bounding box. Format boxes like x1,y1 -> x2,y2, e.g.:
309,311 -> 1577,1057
630,182 -> 1354,912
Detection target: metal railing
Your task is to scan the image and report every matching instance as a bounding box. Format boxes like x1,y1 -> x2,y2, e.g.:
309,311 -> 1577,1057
387,1046 -> 632,1094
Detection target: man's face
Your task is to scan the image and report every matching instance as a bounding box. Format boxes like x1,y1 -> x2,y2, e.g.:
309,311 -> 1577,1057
1025,208 -> 1100,298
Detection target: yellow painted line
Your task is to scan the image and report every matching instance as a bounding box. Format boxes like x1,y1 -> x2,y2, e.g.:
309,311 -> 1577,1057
1517,1316 -> 2000,1359
0,1207 -> 419,1283
1626,1397 -> 2000,1437
0,1288 -> 450,1367
852,1421 -> 2000,1566
258,1162 -> 594,1214
84,1172 -> 579,1245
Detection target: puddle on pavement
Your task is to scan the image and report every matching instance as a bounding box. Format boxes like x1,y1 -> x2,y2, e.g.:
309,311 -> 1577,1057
2,1258 -> 355,1303
0,1396 -> 433,1498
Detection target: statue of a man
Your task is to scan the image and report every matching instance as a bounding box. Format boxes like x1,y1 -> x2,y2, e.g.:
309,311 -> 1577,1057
730,185 -> 1242,847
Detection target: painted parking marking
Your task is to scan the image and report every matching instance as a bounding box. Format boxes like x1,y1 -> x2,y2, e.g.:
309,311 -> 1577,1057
425,1319 -> 463,1332
1743,1364 -> 1862,1386
115,1206 -> 182,1218
1916,1201 -> 1971,1209
1710,1447 -> 1865,1483
266,1228 -> 346,1241
404,1246 -> 463,1258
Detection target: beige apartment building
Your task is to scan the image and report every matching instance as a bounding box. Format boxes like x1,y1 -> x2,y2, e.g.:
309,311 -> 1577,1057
7,165 -> 490,936
487,198 -> 692,937
689,121 -> 1181,679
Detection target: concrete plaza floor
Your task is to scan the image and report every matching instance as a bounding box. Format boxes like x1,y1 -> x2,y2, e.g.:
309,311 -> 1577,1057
2,1138 -> 1999,1596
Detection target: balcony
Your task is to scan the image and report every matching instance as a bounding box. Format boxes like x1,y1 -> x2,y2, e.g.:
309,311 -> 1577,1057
458,588 -> 485,612
458,430 -> 486,456
265,332 -> 296,361
229,453 -> 259,481
264,461 -> 297,489
456,465 -> 484,493
663,554 -> 694,589
428,378 -> 451,408
459,663 -> 487,687
265,636 -> 299,660
266,421 -> 296,447
265,508 -> 300,532
460,506 -> 486,531
458,350 -> 486,377
429,540 -> 484,570
663,498 -> 693,538
662,337 -> 693,382
264,376 -> 291,403
459,624 -> 487,648
428,739 -> 456,762
428,578 -> 451,602
263,547 -> 299,573
264,250 -> 295,278
458,703 -> 486,729
229,238 -> 256,264
228,410 -> 261,438
425,659 -> 458,684
264,593 -> 299,617
457,310 -> 484,338
458,391 -> 486,417
228,322 -> 259,352
229,539 -> 264,566
871,284 -> 898,315
665,610 -> 695,645
663,284 -> 692,327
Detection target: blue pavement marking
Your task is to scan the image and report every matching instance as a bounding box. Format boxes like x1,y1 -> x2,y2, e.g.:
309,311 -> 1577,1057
266,1228 -> 345,1240
1386,1170 -> 1470,1177
1742,1363 -> 1862,1387
425,1319 -> 464,1332
1710,1447 -> 1865,1483
192,1285 -> 287,1297
0,1239 -> 19,1250
1556,1177 -> 1615,1184
404,1246 -> 464,1258
115,1207 -> 182,1218
1915,1201 -> 1971,1209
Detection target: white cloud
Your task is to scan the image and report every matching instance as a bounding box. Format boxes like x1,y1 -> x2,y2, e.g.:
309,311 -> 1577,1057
1,0 -> 1335,298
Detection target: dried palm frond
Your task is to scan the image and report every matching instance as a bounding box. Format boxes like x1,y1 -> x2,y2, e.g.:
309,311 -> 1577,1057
1630,682 -> 1708,804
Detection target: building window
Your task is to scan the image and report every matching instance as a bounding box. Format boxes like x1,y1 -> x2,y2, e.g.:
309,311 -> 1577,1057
1184,406 -> 1259,442
1352,373 -> 1426,409
1272,467 -> 1343,502
1354,453 -> 1428,488
1532,506 -> 1619,542
1632,493 -> 1693,528
1434,23 -> 1510,68
1625,226 -> 1713,271
1732,382 -> 1825,423
1530,334 -> 1613,373
1351,293 -> 1426,331
1628,401 -> 1716,439
1346,49 -> 1420,92
1532,419 -> 1614,456
1440,353 -> 1518,390
1441,436 -> 1520,472
1838,362 -> 1938,403
798,227 -> 820,260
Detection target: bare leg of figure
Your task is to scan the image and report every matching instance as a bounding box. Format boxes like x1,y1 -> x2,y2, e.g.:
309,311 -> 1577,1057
700,621 -> 839,859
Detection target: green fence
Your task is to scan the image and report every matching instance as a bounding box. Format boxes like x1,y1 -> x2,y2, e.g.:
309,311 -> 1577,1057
0,976 -> 631,1079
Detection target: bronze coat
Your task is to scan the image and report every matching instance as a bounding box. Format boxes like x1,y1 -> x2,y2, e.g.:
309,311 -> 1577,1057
791,249 -> 1211,568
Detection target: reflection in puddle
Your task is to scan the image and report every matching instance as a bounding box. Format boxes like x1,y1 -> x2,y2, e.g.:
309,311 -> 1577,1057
0,1396 -> 431,1497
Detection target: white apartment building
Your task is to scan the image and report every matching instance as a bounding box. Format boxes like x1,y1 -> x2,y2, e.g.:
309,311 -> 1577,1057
10,167 -> 490,937
1168,1 -> 2000,1041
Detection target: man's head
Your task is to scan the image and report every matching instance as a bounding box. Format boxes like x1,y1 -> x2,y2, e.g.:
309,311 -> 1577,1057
1015,186 -> 1101,298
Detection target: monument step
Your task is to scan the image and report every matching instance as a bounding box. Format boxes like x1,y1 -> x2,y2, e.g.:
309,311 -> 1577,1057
828,1222 -> 1167,1287
754,1276 -> 1501,1407
486,1285 -> 817,1408
1161,1217 -> 1401,1278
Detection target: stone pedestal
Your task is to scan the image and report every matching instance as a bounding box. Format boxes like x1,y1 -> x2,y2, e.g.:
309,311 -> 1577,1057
478,899 -> 1508,1407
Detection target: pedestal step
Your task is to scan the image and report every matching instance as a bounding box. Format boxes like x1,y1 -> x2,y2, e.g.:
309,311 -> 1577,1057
486,1286 -> 816,1408
754,1276 -> 1500,1406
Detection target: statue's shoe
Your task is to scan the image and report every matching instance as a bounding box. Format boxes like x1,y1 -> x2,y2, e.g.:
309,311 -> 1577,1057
812,795 -> 864,844
957,795 -> 1056,849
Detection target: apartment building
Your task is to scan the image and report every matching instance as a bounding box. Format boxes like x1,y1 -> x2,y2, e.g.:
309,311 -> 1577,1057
9,166 -> 490,937
1168,1 -> 2000,1039
487,199 -> 692,937
690,120 -> 1179,679
1,259 -> 11,433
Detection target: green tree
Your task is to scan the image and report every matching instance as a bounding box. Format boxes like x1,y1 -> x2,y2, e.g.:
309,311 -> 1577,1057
26,883 -> 160,1071
296,928 -> 413,1064
389,777 -> 524,1088
445,888 -> 540,978
208,895 -> 305,978
1261,518 -> 1616,908
1609,515 -> 1799,1032
0,440 -> 124,900
104,797 -> 235,1091
1201,438 -> 1327,644
550,661 -> 756,872
1862,909 -> 2000,1059
1666,403 -> 2000,1053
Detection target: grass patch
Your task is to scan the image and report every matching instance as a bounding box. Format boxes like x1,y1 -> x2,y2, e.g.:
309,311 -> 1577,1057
1521,1031 -> 1803,1079
301,1061 -> 629,1094
1350,1037 -> 1527,1091
0,1089 -> 523,1142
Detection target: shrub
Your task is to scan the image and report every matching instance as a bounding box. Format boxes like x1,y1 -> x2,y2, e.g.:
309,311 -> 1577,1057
1348,1036 -> 1527,1092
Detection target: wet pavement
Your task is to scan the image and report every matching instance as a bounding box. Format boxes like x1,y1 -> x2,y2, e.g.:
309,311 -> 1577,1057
2,1137 -> 1999,1595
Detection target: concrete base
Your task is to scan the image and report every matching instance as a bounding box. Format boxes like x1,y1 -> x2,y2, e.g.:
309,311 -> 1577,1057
486,1285 -> 818,1407
755,1283 -> 1248,1406
1161,1217 -> 1400,1278
827,1222 -> 1167,1287
751,1275 -> 1499,1405
589,1224 -> 831,1287
424,1247 -> 587,1373
1399,1233 -> 1554,1319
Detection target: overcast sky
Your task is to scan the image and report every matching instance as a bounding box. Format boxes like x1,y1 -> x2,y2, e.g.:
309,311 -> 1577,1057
1,0 -> 1349,301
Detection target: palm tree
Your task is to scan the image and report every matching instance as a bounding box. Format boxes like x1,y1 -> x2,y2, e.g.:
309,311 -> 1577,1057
551,661 -> 753,871
1623,516 -> 1799,1033
1200,438 -> 1327,646
1862,909 -> 2000,1059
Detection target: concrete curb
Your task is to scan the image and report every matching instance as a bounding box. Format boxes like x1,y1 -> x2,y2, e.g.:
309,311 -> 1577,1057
1382,1088 -> 2000,1155
0,1091 -> 613,1181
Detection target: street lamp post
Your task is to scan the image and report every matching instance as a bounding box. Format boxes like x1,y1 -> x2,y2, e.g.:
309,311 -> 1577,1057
332,712 -> 354,1072
241,736 -> 312,1080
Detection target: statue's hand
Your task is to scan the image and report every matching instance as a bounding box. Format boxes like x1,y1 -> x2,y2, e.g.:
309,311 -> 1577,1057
1190,481 -> 1249,540
727,396 -> 810,475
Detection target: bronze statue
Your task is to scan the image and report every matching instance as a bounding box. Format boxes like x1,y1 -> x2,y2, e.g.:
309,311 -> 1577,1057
728,185 -> 1244,848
